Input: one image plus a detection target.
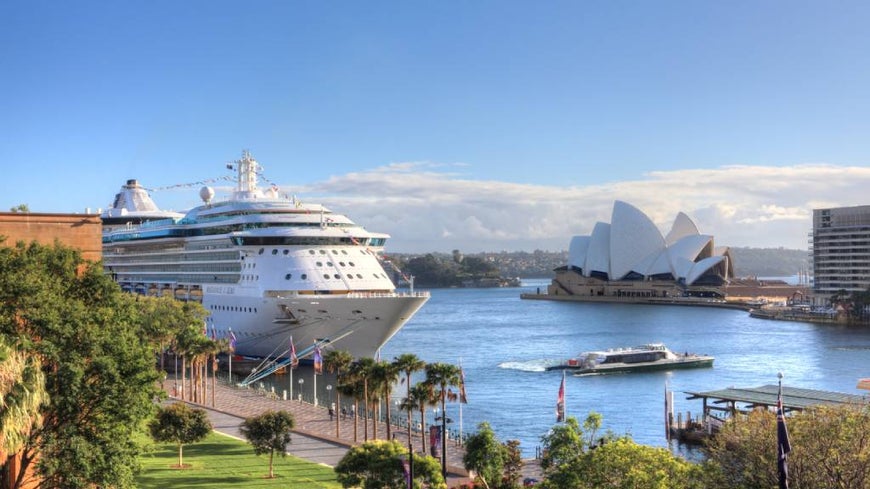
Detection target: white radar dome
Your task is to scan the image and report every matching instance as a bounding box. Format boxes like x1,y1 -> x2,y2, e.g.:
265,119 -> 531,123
199,186 -> 215,204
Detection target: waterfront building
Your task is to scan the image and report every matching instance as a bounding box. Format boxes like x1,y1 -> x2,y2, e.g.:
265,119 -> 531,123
545,201 -> 734,300
811,205 -> 870,298
0,211 -> 102,262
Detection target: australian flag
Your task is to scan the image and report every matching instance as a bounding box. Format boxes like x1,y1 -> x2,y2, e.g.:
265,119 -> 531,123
777,393 -> 791,489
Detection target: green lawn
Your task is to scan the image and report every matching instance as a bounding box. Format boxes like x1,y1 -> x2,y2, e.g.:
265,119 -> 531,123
136,432 -> 343,488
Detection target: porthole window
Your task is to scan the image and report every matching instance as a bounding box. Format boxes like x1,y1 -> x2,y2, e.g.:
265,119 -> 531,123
356,274 -> 363,279
342,250 -> 348,255
301,274 -> 307,280
285,273 -> 292,280
259,248 -> 264,255
272,249 -> 278,255
309,250 -> 315,255
349,262 -> 355,267
334,274 -> 340,279
332,250 -> 338,254
339,262 -> 346,266
319,250 -> 326,254
326,262 -> 333,266
283,249 -> 289,255
323,274 -> 330,279
316,261 -> 323,267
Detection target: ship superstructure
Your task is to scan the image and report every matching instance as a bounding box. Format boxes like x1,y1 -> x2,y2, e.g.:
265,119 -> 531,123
102,151 -> 429,358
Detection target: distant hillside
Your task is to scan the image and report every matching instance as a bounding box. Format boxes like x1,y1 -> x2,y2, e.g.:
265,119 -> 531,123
387,247 -> 810,283
727,247 -> 809,278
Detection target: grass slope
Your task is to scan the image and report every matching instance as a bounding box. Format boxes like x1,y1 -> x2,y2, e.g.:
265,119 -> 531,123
137,431 -> 342,488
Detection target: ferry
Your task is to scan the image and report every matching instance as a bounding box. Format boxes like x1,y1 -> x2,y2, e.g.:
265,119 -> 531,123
101,151 -> 430,359
546,343 -> 714,374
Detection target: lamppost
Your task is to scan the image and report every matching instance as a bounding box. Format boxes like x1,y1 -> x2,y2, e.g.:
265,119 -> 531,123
298,378 -> 304,402
434,407 -> 453,480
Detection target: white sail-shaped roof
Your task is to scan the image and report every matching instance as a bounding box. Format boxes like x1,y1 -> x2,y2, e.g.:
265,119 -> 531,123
687,256 -> 727,284
610,201 -> 665,280
568,236 -> 591,271
665,212 -> 700,246
585,222 -> 611,278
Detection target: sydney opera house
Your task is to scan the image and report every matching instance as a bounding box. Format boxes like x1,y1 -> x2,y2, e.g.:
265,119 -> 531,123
546,201 -> 735,301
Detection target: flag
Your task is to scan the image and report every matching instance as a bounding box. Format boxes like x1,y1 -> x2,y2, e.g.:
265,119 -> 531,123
458,367 -> 468,404
556,370 -> 566,422
229,330 -> 237,351
313,346 -> 323,375
777,390 -> 791,489
290,336 -> 299,369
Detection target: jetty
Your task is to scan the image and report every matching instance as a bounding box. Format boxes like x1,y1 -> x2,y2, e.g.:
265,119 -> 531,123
666,384 -> 869,444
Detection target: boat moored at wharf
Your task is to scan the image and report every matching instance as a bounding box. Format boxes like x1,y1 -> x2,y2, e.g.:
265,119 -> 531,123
101,151 -> 429,359
547,343 -> 714,375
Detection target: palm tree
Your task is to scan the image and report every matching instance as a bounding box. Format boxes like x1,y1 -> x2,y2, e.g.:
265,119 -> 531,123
371,360 -> 401,440
410,382 -> 433,452
0,340 -> 47,458
324,349 -> 353,438
393,353 -> 425,445
348,357 -> 376,441
425,362 -> 462,480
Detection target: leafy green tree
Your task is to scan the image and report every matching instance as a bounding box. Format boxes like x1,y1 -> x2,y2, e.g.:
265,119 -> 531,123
148,402 -> 212,468
463,421 -> 507,489
8,205 -> 28,213
239,410 -> 295,479
324,349 -> 354,438
335,439 -> 445,489
502,439 -> 523,489
0,241 -> 165,489
409,382 -> 434,453
704,404 -> 870,489
576,438 -> 703,489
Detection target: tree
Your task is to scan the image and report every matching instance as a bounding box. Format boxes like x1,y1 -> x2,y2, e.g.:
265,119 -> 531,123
239,410 -> 295,479
425,362 -> 461,479
8,205 -> 28,213
148,402 -> 212,468
704,404 -> 870,489
575,438 -> 702,489
0,337 -> 47,486
324,349 -> 354,438
463,422 -> 506,489
393,353 -> 426,481
372,360 -> 400,440
348,358 -> 376,441
335,439 -> 446,489
502,439 -> 523,489
0,241 -> 165,489
539,414 -> 610,489
409,382 -> 434,455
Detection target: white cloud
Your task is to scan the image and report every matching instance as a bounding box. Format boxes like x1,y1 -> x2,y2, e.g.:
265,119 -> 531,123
282,163 -> 870,253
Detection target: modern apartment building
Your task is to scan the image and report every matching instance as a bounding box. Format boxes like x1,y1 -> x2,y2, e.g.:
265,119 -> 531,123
811,204 -> 870,296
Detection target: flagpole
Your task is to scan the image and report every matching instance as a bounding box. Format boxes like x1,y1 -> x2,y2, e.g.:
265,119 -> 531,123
459,358 -> 463,444
563,369 -> 567,420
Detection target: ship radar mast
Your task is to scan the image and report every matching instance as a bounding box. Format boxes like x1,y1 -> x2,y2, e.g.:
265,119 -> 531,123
228,150 -> 262,200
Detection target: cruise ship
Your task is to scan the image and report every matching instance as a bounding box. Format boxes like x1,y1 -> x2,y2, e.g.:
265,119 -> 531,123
101,151 -> 429,359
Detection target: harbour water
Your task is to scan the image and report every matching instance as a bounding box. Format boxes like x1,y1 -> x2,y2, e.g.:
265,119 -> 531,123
272,279 -> 870,458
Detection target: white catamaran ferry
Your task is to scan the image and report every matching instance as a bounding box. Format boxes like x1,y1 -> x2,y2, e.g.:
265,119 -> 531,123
101,151 -> 429,359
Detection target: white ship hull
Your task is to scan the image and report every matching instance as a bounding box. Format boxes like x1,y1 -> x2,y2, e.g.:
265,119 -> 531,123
205,288 -> 428,359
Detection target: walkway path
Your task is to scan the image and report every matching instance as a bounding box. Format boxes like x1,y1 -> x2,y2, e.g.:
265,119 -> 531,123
164,376 -> 495,486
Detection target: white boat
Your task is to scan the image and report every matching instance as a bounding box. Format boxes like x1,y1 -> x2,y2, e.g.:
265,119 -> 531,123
546,343 -> 714,374
101,151 -> 429,359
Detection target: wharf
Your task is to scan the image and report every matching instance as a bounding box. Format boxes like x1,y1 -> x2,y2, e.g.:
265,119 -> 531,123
162,375 -> 543,485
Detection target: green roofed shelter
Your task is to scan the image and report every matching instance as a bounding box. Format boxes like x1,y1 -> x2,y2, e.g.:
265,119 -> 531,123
685,384 -> 868,417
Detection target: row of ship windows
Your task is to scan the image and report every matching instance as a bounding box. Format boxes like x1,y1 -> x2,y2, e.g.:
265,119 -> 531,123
257,248 -> 376,257
211,304 -> 258,314
242,261 -> 360,268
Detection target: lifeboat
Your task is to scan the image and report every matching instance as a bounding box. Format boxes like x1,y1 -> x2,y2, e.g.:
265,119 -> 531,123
174,287 -> 188,300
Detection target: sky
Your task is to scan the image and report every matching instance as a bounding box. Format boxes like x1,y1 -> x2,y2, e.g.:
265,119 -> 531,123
3,1 -> 870,253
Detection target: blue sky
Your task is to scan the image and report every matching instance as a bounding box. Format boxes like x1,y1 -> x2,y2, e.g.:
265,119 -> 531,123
3,1 -> 870,252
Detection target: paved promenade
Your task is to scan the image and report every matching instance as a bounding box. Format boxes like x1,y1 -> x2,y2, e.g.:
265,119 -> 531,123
163,376 -> 483,486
